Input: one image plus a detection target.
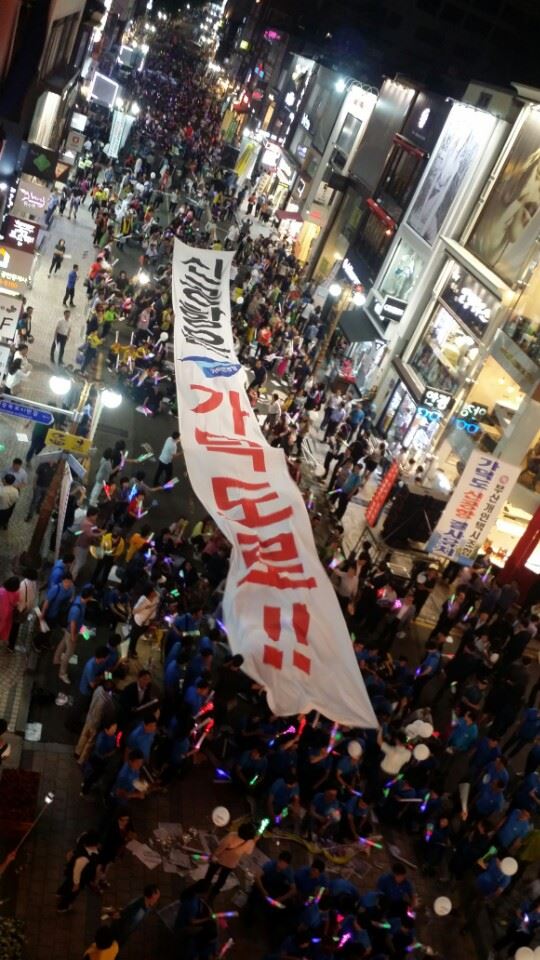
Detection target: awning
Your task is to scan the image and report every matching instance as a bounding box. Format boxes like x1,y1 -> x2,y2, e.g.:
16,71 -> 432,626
275,210 -> 303,221
339,308 -> 385,343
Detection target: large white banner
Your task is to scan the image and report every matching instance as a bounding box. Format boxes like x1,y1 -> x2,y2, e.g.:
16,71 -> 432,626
172,240 -> 377,727
428,450 -> 521,565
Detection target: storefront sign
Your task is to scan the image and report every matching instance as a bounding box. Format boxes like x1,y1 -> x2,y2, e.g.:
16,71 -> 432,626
105,110 -> 134,159
301,113 -> 311,131
341,257 -> 362,286
0,245 -> 34,294
458,401 -> 488,422
380,295 -> 407,323
45,429 -> 91,454
10,177 -> 51,220
0,216 -> 39,254
441,262 -> 498,340
22,144 -> 57,183
491,329 -> 539,392
263,28 -> 283,42
420,387 -> 454,414
427,451 -> 521,565
172,239 -> 377,728
65,129 -> 85,154
366,461 -> 400,526
0,293 -> 21,341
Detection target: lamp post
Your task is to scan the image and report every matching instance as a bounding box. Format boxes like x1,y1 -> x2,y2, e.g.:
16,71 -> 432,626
13,791 -> 54,855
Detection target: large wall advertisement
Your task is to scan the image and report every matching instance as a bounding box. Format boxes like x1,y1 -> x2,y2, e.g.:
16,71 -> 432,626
408,103 -> 498,247
468,109 -> 540,285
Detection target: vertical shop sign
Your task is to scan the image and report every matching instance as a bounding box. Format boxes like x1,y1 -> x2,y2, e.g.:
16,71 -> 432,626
427,450 -> 521,565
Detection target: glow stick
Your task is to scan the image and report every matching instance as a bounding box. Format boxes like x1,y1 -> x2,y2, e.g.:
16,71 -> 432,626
257,818 -> 270,836
212,912 -> 238,919
215,767 -> 232,781
218,939 -> 234,958
358,836 -> 383,850
191,853 -> 210,861
326,722 -> 339,754
194,718 -> 214,751
266,897 -> 286,909
136,452 -> 154,462
424,823 -> 434,842
249,774 -> 260,787
420,792 -> 431,813
163,477 -> 179,489
338,933 -> 352,949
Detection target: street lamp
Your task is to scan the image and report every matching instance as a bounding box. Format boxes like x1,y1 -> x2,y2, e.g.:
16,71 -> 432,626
329,282 -> 342,298
335,78 -> 346,93
49,375 -> 72,397
353,290 -> 366,307
131,101 -> 141,114
101,389 -> 122,409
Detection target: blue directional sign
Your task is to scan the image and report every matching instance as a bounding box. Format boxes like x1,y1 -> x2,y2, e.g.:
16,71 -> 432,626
0,398 -> 54,425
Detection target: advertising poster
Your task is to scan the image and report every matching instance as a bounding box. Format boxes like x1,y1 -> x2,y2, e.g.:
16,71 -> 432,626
408,103 -> 497,246
427,450 -> 521,565
0,292 -> 22,340
468,109 -> 540,284
172,240 -> 376,727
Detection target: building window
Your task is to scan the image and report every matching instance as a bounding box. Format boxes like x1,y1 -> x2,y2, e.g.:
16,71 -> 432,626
380,240 -> 425,303
410,305 -> 479,393
376,138 -> 426,222
41,14 -> 78,76
355,206 -> 394,277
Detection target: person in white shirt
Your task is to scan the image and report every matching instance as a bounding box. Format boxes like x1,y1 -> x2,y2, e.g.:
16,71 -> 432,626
378,729 -> 411,777
9,568 -> 38,652
50,310 -> 71,365
0,475 -> 19,529
128,587 -> 160,658
154,431 -> 181,485
263,393 -> 282,434
3,459 -> 27,491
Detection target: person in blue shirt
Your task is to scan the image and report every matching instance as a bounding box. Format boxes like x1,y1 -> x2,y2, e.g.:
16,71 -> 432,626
344,794 -> 371,842
245,851 -> 295,921
525,740 -> 540,776
79,646 -> 109,697
472,779 -> 506,820
447,711 -> 478,753
62,264 -> 78,307
423,815 -> 451,872
235,746 -> 268,789
102,635 -> 124,674
268,773 -> 300,822
112,749 -> 146,801
514,771 -> 540,813
496,808 -> 533,853
475,857 -> 511,899
413,641 -> 441,701
183,677 -> 211,718
53,585 -> 94,685
294,859 -> 328,901
310,787 -> 343,839
47,555 -> 74,589
267,739 -> 298,781
164,651 -> 189,700
340,912 -> 372,953
377,864 -> 416,916
505,708 -> 540,758
40,575 -> 75,626
164,608 -> 203,657
127,715 -> 157,763
184,647 -> 213,690
480,756 -> 509,790
334,463 -> 363,520
470,735 -> 501,776
81,720 -> 118,795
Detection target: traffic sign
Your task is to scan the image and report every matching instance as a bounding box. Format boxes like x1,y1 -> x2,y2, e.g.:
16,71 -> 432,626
0,398 -> 54,425
45,429 -> 91,454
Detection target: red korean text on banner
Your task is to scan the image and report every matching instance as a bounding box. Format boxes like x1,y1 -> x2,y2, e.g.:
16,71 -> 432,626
172,241 -> 377,728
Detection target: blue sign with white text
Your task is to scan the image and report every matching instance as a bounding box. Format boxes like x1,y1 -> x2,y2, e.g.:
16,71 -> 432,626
0,399 -> 54,425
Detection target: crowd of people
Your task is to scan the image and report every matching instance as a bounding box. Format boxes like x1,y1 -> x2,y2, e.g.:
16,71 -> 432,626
0,15 -> 539,960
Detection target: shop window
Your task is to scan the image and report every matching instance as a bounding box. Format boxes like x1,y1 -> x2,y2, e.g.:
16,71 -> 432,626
440,261 -> 499,340
335,114 -> 362,156
379,383 -> 417,442
410,305 -> 478,393
376,140 -> 426,222
503,264 -> 540,366
380,240 -> 425,303
355,208 -> 394,277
